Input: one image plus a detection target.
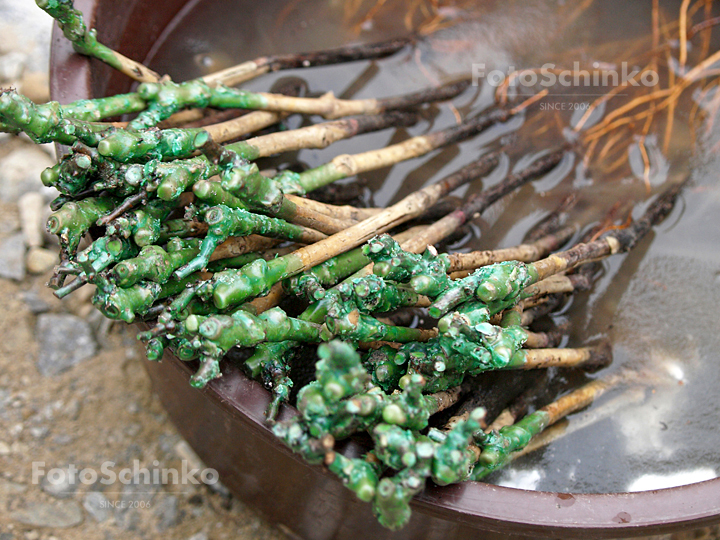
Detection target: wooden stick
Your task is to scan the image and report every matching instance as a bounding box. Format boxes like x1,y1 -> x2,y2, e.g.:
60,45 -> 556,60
202,37 -> 412,87
446,226 -> 576,274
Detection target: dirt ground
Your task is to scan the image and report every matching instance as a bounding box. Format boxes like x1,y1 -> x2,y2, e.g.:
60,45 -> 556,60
0,273 -> 287,540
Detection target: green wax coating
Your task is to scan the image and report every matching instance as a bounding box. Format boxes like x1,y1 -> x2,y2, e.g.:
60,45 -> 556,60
97,128 -> 210,162
350,275 -> 420,313
175,205 -> 312,279
373,424 -> 432,473
364,346 -> 404,393
47,197 -> 115,254
42,150 -> 99,196
245,341 -> 297,377
196,307 -> 322,353
285,247 -> 370,297
327,453 -> 379,503
431,408 -> 485,485
105,198 -> 178,247
460,323 -> 528,369
437,301 -> 490,336
271,421 -> 326,465
471,410 -> 551,480
114,244 -> 201,287
223,141 -> 262,161
0,90 -> 110,145
372,469 -> 425,531
322,304 -> 428,344
62,93 -> 146,121
315,341 -> 369,402
189,356 -> 221,388
132,80 -> 213,129
364,235 -> 451,295
380,374 -> 434,431
145,337 -> 168,361
211,255 -> 305,309
430,261 -> 538,318
297,162 -> 347,193
93,273 -> 199,323
76,236 -> 138,279
220,163 -> 284,214
93,281 -> 161,323
152,157 -> 217,201
206,252 -> 262,272
36,0 -> 126,72
192,180 -> 248,209
207,85 -> 268,109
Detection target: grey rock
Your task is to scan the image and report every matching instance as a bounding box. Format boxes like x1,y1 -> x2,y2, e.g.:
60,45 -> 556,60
10,500 -> 83,528
0,477 -> 27,495
0,534 -> 14,540
18,192 -> 45,248
113,507 -> 141,532
0,51 -> 26,81
0,233 -> 25,281
51,433 -> 74,446
155,495 -> 180,531
83,492 -> 112,523
29,426 -> 49,439
64,399 -> 81,420
41,467 -> 77,499
188,533 -> 208,540
36,314 -> 97,376
0,146 -> 54,203
26,247 -> 57,274
20,291 -> 51,314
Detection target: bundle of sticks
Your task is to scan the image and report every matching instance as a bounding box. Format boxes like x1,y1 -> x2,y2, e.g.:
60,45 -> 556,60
2,0 -> 716,530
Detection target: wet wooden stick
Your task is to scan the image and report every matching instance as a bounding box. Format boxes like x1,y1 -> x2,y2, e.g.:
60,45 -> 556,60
514,386 -> 647,459
284,194 -> 381,222
504,343 -> 612,372
446,226 -> 576,276
202,37 -> 412,87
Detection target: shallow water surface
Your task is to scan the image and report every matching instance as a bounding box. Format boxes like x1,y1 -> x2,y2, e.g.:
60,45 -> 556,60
146,0 -> 720,494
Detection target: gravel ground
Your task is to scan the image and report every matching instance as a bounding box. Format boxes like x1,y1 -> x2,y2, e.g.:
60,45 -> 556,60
0,3 -> 284,539
0,3 -> 718,540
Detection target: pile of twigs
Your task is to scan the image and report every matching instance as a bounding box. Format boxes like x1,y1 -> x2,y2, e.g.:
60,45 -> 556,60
1,0 -> 715,530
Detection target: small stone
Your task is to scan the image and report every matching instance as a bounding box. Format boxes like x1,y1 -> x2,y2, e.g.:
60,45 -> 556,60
0,441 -> 9,455
29,426 -> 48,439
24,530 -> 39,540
20,71 -> 50,104
26,247 -> 57,274
51,434 -> 73,446
188,533 -> 208,540
41,467 -> 76,499
83,492 -> 112,523
0,146 -> 54,203
0,233 -> 26,281
0,51 -> 26,81
0,477 -> 27,495
36,314 -> 97,376
10,500 -> 83,528
64,399 -> 81,420
155,495 -> 180,531
18,192 -> 45,248
20,291 -> 51,314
